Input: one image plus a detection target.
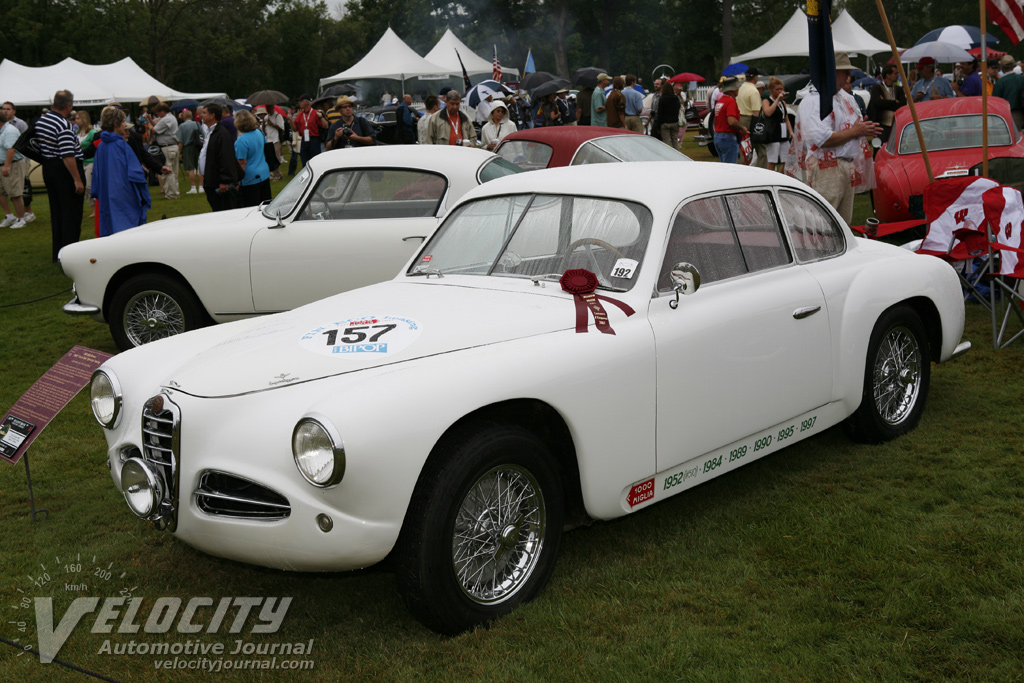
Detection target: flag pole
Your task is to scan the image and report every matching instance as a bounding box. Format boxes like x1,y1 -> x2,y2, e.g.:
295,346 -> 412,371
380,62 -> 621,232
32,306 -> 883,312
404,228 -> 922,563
981,0 -> 990,178
874,0 -> 933,183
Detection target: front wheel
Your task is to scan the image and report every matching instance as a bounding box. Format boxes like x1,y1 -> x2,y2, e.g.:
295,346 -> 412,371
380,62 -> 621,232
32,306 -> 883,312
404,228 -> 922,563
846,305 -> 931,443
395,424 -> 564,635
108,274 -> 207,350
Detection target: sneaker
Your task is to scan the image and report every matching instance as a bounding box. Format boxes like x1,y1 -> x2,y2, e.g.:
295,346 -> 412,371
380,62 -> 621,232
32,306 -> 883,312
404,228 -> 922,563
198,186 -> 205,193
186,187 -> 198,194
10,218 -> 26,229
23,212 -> 35,223
0,214 -> 15,228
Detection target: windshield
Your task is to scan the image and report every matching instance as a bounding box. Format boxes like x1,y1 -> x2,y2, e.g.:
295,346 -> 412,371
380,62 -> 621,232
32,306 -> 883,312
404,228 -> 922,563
572,135 -> 692,164
897,114 -> 1014,154
495,140 -> 554,170
264,165 -> 312,218
409,194 -> 653,291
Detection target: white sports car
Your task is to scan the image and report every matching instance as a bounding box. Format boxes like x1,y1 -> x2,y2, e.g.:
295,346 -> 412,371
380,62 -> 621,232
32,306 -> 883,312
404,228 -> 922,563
59,146 -> 520,350
89,162 -> 969,634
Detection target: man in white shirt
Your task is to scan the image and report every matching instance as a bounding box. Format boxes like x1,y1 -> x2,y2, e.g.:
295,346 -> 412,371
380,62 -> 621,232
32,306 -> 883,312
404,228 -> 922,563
796,52 -> 881,224
149,104 -> 180,199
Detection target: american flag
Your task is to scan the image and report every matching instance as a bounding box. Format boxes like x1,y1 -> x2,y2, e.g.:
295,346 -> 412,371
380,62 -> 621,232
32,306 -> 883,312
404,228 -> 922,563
989,0 -> 1024,44
492,45 -> 502,82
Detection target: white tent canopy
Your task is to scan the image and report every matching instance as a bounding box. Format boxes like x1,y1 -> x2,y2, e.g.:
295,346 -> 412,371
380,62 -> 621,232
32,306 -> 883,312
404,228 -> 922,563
730,10 -> 894,63
423,29 -> 519,79
0,57 -> 224,107
320,27 -> 449,87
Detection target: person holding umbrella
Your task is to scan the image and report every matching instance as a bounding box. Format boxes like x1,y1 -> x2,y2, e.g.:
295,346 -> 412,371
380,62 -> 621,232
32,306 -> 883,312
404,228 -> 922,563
911,57 -> 955,101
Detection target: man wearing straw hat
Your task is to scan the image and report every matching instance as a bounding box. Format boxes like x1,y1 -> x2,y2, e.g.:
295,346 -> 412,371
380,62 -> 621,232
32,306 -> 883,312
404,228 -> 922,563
795,52 -> 881,224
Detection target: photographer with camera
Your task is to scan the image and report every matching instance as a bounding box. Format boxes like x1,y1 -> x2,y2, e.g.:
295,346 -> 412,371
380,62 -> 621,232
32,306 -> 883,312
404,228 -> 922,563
325,96 -> 377,150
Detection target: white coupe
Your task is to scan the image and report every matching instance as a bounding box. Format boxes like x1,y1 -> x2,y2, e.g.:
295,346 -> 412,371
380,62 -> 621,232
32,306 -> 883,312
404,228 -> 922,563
59,146 -> 520,350
89,162 -> 970,634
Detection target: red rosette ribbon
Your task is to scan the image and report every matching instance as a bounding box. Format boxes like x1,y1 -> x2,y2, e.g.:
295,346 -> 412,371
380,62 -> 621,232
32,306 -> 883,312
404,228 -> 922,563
559,268 -> 635,335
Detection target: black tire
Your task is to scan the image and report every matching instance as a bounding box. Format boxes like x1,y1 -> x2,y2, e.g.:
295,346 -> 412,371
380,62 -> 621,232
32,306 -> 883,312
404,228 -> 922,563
395,423 -> 564,635
846,305 -> 931,443
108,274 -> 207,351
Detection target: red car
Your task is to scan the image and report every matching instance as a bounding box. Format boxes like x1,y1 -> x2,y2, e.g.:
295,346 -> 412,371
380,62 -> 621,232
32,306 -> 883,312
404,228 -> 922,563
494,126 -> 690,171
873,97 -> 1024,222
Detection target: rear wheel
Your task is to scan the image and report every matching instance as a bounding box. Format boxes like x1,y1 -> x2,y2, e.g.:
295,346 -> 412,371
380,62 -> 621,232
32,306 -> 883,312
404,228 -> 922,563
846,305 -> 931,443
395,424 -> 564,635
109,274 -> 207,350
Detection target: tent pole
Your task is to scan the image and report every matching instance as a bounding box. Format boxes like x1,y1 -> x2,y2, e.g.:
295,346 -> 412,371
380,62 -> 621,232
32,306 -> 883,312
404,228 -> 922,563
980,0 -> 990,178
874,0 -> 933,183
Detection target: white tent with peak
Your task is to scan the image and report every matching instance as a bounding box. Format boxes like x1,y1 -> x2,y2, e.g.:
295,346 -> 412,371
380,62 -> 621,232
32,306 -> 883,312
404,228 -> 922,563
423,29 -> 519,79
0,57 -> 224,107
730,9 -> 894,63
319,27 -> 449,87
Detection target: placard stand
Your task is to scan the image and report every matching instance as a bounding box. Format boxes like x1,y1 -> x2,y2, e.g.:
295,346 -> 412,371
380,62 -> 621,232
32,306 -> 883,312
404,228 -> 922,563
23,453 -> 49,523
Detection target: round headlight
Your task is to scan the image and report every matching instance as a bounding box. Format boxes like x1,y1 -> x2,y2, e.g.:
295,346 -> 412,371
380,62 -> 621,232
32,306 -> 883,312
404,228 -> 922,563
90,369 -> 122,429
292,416 -> 345,488
121,458 -> 164,519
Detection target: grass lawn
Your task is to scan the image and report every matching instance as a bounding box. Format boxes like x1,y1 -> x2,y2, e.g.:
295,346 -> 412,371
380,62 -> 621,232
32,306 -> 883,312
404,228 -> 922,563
1,149 -> 1023,682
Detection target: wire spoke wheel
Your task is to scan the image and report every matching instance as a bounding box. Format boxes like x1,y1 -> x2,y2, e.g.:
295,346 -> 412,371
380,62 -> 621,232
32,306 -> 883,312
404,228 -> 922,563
872,325 -> 922,425
123,290 -> 186,346
452,465 -> 546,605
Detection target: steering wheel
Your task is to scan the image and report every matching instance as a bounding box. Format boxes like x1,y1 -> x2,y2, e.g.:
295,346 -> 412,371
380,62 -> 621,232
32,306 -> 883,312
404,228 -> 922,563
559,238 -> 626,286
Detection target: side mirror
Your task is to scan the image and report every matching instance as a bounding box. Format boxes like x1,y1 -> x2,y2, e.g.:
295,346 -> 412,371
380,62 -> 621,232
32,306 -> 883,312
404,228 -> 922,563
669,262 -> 700,309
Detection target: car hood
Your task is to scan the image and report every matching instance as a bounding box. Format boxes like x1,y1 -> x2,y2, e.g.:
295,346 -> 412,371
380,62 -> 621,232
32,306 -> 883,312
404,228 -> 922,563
163,280 -> 578,398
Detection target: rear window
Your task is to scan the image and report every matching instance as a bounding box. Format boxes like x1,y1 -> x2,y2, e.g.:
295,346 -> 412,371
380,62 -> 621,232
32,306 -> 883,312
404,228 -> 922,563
897,114 -> 1013,154
572,135 -> 691,164
495,140 -> 554,170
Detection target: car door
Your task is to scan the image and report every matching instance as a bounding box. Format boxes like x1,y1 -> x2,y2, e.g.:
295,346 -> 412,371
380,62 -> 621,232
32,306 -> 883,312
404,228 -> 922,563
249,168 -> 448,312
648,190 -> 833,472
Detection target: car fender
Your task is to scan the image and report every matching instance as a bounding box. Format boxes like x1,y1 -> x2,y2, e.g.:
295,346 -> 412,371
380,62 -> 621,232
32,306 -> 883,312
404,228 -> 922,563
807,241 -> 964,414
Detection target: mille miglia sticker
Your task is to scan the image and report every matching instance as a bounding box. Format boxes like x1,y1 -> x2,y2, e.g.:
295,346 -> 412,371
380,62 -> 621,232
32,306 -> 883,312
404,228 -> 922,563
300,316 -> 421,358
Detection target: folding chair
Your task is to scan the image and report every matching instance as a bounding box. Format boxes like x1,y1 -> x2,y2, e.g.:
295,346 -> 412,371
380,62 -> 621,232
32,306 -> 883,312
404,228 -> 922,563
982,185 -> 1024,349
917,177 -> 1001,312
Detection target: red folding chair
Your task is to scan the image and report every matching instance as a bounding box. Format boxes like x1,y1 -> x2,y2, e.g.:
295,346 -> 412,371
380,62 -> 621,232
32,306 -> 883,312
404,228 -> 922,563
982,185 -> 1024,349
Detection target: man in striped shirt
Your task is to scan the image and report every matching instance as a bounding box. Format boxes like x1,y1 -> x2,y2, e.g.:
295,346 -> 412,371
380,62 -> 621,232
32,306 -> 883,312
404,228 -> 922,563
38,90 -> 85,261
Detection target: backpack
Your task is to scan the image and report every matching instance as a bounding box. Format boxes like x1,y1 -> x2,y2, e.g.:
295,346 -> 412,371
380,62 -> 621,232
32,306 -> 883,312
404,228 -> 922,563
13,121 -> 44,163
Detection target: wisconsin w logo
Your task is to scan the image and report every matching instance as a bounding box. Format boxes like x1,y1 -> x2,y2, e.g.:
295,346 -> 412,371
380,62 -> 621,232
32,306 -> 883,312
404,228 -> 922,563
954,208 -> 969,224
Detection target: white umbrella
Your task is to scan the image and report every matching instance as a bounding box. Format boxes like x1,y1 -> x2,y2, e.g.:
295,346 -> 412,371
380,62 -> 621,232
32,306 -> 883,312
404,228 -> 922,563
900,41 -> 973,64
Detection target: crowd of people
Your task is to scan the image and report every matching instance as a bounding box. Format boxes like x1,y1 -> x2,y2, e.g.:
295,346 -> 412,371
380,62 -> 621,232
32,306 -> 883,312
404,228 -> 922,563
6,53 -> 1021,259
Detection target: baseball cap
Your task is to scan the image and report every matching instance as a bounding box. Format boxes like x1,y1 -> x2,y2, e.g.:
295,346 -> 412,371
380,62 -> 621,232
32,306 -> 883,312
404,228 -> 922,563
917,57 -> 936,68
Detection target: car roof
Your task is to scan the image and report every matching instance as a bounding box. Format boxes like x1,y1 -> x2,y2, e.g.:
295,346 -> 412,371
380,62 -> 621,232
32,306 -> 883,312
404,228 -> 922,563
455,161 -> 811,216
498,126 -> 645,167
305,145 -> 499,174
894,96 -> 1012,126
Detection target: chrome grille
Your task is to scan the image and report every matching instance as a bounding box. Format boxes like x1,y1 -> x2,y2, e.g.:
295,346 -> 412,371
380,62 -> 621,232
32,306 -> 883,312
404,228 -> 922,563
194,471 -> 291,520
141,394 -> 180,529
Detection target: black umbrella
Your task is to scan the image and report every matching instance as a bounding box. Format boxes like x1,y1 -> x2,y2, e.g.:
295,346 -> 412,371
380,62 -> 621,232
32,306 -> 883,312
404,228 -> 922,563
170,98 -> 200,112
320,83 -> 358,98
521,71 -> 559,90
570,67 -> 609,88
531,78 -> 571,99
201,97 -> 248,110
246,90 -> 288,106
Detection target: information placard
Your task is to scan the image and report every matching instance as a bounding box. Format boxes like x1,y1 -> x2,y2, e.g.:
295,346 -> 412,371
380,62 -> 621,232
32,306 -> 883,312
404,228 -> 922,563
1,346 -> 113,465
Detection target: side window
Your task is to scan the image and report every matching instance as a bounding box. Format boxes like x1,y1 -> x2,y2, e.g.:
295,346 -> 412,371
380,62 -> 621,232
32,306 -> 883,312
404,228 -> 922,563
571,141 -> 618,165
778,190 -> 845,262
298,169 -> 447,221
659,192 -> 790,290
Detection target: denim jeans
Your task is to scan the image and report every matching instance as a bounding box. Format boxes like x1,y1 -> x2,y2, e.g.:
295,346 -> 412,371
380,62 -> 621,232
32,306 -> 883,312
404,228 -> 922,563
714,132 -> 739,164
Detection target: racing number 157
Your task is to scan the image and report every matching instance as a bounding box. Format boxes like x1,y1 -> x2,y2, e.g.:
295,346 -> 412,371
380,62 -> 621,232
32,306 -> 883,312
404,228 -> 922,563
323,324 -> 397,345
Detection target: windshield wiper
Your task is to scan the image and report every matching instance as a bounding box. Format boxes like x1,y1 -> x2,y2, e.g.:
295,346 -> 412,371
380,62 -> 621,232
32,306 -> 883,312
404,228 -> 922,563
408,268 -> 444,279
531,273 -> 627,292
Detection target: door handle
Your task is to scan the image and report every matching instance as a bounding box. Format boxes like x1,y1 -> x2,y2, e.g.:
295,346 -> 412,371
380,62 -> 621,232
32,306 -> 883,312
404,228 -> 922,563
793,306 -> 821,319
402,236 -> 426,242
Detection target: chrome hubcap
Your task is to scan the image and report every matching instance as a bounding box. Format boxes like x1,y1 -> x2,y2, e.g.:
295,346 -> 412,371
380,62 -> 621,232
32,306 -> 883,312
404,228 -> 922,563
452,465 -> 545,605
123,290 -> 184,347
873,326 -> 921,425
